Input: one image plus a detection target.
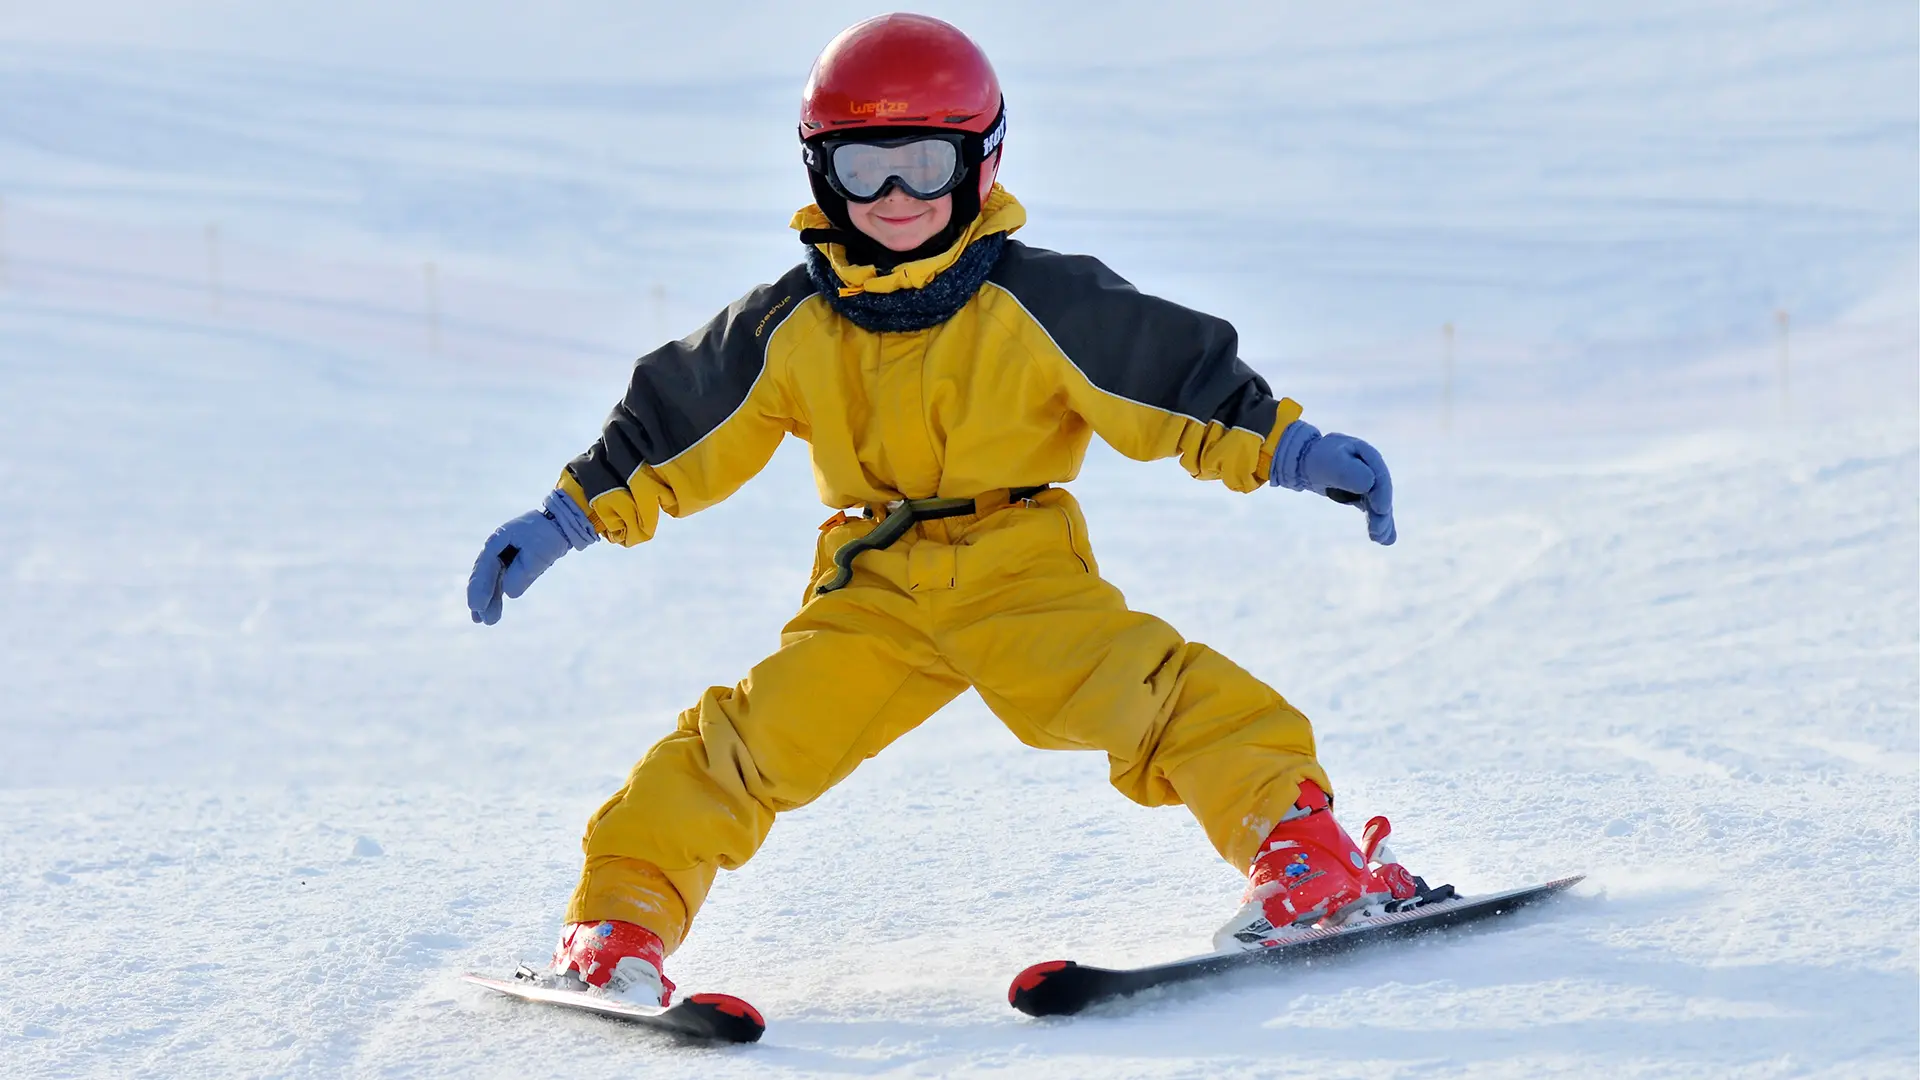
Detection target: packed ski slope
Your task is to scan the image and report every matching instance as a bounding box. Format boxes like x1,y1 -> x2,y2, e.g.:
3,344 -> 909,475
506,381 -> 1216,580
1,2 -> 1915,1077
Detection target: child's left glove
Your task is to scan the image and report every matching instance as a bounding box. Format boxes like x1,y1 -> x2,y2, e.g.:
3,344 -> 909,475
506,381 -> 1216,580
466,489 -> 598,624
1269,420 -> 1397,545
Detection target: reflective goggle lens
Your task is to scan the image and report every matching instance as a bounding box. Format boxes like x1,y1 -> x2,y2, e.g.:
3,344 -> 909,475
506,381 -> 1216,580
829,138 -> 962,201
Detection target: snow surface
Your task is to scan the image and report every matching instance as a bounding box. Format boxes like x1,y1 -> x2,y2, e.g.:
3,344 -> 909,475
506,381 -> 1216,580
2,2 -> 1916,1077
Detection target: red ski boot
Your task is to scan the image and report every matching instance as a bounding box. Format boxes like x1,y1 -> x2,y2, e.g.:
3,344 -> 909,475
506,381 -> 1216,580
1212,781 -> 1428,951
549,920 -> 675,1006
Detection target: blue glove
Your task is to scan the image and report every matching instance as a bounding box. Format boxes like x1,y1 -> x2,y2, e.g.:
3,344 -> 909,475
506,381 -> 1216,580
467,489 -> 598,624
1269,421 -> 1396,545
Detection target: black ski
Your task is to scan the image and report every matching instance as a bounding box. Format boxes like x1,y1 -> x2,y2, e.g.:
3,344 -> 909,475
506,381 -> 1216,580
463,966 -> 765,1043
1008,874 -> 1585,1017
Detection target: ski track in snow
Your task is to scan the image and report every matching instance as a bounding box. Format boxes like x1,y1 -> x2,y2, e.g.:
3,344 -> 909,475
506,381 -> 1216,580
1,3 -> 1916,1078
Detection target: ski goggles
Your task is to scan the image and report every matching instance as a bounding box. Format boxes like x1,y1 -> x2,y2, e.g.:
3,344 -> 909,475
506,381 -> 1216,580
803,107 -> 1007,204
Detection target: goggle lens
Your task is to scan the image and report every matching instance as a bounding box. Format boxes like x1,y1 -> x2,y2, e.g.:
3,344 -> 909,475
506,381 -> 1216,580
828,138 -> 962,201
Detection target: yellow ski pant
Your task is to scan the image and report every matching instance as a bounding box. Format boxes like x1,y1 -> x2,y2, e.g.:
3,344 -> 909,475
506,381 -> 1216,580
566,490 -> 1329,952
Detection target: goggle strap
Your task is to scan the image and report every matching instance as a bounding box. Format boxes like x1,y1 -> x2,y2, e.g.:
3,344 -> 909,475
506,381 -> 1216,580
801,99 -> 1006,169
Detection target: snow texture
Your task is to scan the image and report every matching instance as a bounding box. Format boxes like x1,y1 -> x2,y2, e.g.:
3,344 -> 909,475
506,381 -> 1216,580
1,2 -> 1915,1077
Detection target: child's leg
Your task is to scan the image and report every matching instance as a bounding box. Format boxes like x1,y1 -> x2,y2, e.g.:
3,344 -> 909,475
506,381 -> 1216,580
943,505 -> 1329,872
567,584 -> 966,952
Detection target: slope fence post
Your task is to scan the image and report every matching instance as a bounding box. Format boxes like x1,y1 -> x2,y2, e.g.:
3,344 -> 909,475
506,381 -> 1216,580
1775,308 -> 1790,420
424,261 -> 442,355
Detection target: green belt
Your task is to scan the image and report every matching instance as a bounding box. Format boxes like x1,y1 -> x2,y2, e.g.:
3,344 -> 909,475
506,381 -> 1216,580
816,484 -> 1052,596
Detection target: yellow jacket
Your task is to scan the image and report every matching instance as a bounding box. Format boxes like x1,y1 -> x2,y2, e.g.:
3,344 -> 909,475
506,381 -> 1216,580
559,186 -> 1302,544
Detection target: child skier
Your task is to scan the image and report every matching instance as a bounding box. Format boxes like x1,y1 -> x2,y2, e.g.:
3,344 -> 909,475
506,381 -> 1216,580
468,13 -> 1424,1007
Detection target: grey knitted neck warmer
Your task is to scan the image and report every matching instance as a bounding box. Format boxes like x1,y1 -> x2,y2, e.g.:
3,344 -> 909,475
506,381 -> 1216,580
804,231 -> 1009,333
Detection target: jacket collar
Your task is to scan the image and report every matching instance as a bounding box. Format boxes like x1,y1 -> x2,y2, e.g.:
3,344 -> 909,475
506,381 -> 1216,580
790,185 -> 1026,297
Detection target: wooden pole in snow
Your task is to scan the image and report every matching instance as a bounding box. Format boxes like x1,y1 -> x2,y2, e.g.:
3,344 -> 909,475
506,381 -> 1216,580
205,223 -> 223,314
424,261 -> 441,354
1776,309 -> 1790,420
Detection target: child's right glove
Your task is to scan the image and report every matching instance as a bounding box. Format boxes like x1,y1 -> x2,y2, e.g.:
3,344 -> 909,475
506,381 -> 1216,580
1269,420 -> 1397,545
466,489 -> 598,624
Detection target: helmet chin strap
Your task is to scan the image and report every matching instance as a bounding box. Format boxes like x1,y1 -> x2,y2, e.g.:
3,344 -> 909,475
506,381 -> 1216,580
803,166 -> 983,273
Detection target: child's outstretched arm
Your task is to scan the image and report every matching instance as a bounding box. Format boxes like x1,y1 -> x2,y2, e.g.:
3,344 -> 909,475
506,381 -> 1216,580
560,271 -> 813,546
465,268 -> 813,625
988,246 -> 1291,491
988,244 -> 1394,544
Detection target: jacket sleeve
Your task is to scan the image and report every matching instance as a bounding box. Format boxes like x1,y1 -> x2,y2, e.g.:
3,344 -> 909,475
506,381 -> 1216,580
986,243 -> 1300,492
558,265 -> 816,546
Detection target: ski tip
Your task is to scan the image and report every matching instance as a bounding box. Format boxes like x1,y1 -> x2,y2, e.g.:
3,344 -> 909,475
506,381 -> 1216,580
683,993 -> 766,1042
1010,960 -> 1071,1005
1009,960 -> 1093,1018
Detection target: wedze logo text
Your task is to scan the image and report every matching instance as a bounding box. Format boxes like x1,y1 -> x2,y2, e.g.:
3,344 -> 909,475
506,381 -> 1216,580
851,99 -> 911,117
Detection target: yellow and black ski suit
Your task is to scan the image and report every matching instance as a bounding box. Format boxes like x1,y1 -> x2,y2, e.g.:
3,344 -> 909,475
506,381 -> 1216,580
556,187 -> 1330,951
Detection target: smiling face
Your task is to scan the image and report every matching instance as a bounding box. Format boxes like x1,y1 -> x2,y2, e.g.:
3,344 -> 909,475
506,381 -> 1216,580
843,152 -> 1001,254
845,187 -> 954,252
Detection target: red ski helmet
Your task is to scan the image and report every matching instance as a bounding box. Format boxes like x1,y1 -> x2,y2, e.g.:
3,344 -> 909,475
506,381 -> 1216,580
800,13 -> 1003,139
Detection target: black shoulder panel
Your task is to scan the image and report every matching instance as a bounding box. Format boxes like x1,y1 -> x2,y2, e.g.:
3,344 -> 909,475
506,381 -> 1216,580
987,240 -> 1277,434
567,263 -> 815,499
